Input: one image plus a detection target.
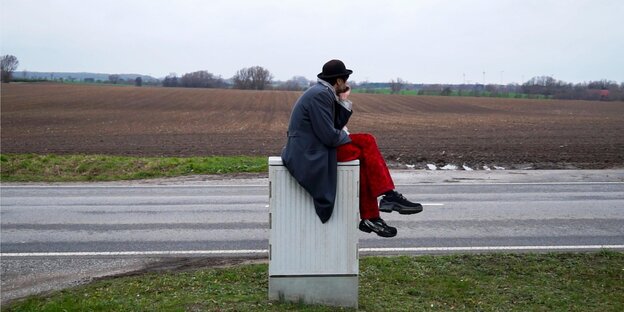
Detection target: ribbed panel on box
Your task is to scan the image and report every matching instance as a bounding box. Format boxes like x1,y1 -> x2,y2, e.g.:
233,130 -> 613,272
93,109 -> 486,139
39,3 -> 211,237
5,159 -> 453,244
268,157 -> 359,276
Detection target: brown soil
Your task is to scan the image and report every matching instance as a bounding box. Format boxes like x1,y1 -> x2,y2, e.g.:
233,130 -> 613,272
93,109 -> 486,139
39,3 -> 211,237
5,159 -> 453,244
2,83 -> 623,169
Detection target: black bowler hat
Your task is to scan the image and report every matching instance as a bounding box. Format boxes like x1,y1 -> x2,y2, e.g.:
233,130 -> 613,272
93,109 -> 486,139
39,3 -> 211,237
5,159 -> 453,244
317,59 -> 353,79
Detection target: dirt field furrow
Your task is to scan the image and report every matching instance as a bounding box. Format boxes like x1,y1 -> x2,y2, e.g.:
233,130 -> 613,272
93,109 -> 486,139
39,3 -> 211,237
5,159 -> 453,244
2,83 -> 623,169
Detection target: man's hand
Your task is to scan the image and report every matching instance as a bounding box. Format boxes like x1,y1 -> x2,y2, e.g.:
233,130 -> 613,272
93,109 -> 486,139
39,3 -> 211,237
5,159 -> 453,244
338,86 -> 351,101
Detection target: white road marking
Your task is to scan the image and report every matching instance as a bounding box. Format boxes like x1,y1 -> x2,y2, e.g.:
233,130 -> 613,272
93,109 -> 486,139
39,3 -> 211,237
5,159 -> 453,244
0,250 -> 268,257
0,185 -> 268,188
359,245 -> 624,252
3,245 -> 623,257
394,181 -> 624,186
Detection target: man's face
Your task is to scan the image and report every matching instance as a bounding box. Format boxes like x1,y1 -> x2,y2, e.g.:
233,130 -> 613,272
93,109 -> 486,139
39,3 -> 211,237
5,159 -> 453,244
335,77 -> 349,94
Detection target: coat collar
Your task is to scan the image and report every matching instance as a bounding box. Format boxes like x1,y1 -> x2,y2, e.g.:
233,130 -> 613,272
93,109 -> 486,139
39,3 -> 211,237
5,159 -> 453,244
317,79 -> 352,112
317,79 -> 340,102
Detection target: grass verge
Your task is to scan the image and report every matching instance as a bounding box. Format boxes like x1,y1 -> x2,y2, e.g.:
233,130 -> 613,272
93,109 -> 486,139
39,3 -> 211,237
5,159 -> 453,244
0,154 -> 267,182
4,252 -> 623,311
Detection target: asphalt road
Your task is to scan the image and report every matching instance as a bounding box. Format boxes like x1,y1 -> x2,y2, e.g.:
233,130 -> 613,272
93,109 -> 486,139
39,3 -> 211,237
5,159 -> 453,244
2,169 -> 624,303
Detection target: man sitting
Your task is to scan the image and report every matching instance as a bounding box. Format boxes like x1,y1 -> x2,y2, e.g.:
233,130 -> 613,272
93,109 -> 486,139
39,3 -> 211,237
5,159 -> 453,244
281,59 -> 422,238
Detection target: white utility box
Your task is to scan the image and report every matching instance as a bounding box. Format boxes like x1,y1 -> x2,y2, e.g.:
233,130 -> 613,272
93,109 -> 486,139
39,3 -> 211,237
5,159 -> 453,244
268,156 -> 360,308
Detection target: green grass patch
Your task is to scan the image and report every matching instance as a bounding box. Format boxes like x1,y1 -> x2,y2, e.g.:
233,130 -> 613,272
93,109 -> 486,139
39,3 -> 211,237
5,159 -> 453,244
4,252 -> 623,311
0,154 -> 267,182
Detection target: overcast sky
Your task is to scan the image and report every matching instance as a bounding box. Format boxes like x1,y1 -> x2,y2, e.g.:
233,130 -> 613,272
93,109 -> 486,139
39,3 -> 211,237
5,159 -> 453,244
1,0 -> 623,84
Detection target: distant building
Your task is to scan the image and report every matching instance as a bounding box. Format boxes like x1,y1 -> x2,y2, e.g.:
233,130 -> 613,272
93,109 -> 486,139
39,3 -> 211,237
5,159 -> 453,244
588,89 -> 610,100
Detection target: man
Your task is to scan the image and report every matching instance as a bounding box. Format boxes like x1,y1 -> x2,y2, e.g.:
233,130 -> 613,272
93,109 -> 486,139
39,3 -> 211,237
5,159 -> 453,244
281,59 -> 422,238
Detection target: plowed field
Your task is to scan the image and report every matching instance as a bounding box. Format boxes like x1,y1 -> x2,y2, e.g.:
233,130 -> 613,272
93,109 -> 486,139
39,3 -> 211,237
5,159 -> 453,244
2,83 -> 623,169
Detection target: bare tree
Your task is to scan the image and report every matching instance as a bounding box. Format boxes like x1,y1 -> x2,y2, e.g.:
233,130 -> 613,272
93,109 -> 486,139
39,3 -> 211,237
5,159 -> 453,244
250,66 -> 273,90
233,66 -> 273,90
1,55 -> 19,83
163,73 -> 179,87
108,74 -> 120,84
180,70 -> 224,88
390,77 -> 406,94
233,68 -> 252,89
521,76 -> 560,96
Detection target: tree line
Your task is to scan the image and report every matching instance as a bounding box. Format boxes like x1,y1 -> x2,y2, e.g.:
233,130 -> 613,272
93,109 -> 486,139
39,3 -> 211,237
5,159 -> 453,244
519,76 -> 623,101
162,70 -> 227,88
2,54 -> 305,91
358,76 -> 624,101
3,54 -> 623,100
163,66 -> 309,91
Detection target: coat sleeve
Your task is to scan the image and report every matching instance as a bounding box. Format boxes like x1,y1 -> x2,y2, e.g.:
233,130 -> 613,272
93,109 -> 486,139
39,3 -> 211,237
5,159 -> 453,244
334,100 -> 352,130
308,92 -> 351,147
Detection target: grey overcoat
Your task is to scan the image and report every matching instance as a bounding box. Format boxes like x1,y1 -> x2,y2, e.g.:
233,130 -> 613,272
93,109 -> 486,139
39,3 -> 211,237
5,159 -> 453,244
281,81 -> 352,223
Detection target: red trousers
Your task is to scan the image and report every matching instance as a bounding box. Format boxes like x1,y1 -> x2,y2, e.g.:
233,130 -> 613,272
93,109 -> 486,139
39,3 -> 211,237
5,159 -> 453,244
337,133 -> 395,219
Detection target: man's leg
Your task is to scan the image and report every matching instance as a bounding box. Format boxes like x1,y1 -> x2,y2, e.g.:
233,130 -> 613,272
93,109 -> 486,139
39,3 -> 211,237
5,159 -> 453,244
347,133 -> 395,196
336,140 -> 373,217
337,134 -> 393,219
339,133 -> 423,216
337,137 -> 396,237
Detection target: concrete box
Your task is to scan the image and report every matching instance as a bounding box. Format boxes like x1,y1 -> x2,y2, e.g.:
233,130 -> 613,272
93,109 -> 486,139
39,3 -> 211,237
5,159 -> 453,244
268,157 -> 359,308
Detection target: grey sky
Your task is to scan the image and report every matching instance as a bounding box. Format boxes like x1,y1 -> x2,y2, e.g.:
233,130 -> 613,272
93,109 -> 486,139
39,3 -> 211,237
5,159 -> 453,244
1,0 -> 623,84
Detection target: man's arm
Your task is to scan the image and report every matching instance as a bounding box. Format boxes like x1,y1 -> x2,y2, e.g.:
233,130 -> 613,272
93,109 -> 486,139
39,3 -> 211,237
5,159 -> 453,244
335,99 -> 352,130
308,92 -> 351,147
335,86 -> 352,130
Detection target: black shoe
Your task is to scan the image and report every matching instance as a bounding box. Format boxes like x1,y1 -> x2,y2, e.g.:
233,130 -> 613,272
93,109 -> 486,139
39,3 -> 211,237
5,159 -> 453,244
379,190 -> 423,214
359,218 -> 397,238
